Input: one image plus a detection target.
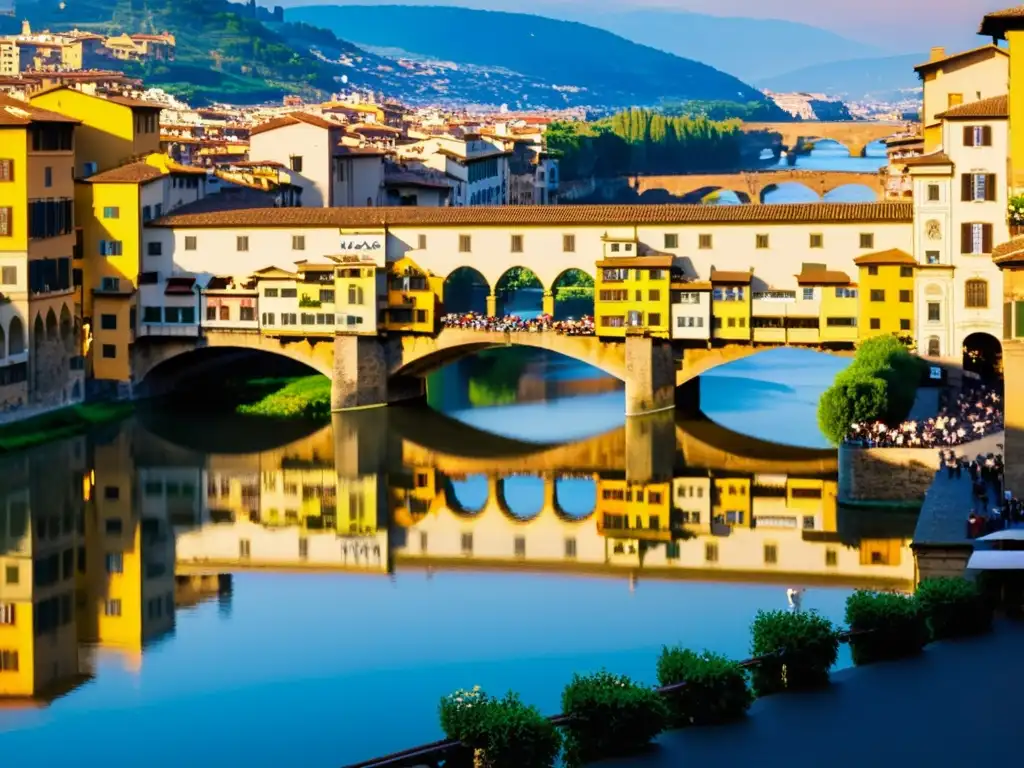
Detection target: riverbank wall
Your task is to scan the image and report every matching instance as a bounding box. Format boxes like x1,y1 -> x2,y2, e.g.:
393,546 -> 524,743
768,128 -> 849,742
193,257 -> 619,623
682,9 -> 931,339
837,443 -> 937,508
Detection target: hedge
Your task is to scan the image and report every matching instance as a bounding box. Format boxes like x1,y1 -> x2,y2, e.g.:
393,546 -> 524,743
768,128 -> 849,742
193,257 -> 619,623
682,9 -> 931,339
749,610 -> 840,696
844,590 -> 929,665
656,647 -> 752,727
916,577 -> 993,640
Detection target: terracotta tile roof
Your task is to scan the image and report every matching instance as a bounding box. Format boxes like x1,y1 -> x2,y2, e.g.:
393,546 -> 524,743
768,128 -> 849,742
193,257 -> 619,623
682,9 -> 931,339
84,161 -> 164,184
853,248 -> 917,266
597,255 -> 673,269
0,94 -> 80,126
671,281 -> 712,290
936,94 -> 1008,120
167,162 -> 209,176
980,7 -> 1024,38
901,151 -> 952,167
150,201 -> 914,229
992,236 -> 1024,265
106,94 -> 165,110
249,112 -> 339,136
710,269 -> 753,284
914,43 -> 1008,72
796,269 -> 852,285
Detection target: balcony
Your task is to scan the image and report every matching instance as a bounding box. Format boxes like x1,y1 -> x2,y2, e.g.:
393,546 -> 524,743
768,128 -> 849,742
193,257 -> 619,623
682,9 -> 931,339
752,298 -> 791,317
787,328 -> 821,344
137,323 -> 200,338
753,327 -> 786,344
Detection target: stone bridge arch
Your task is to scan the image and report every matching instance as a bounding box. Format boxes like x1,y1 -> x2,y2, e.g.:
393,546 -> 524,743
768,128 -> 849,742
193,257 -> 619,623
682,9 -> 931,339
739,121 -> 905,159
633,170 -> 883,204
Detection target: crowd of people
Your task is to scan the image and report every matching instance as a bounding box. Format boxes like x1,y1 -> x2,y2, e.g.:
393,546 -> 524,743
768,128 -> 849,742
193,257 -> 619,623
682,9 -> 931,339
440,312 -> 595,336
844,384 -> 1003,448
944,450 -> 1024,536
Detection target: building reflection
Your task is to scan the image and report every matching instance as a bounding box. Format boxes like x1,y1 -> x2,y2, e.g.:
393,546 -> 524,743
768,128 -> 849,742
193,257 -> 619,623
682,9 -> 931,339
0,407 -> 917,706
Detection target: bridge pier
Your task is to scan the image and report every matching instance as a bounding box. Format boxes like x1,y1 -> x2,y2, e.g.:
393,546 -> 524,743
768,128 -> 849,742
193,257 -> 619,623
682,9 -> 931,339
625,411 -> 676,484
486,293 -> 497,317
624,335 -> 675,417
331,335 -> 390,411
542,291 -> 555,317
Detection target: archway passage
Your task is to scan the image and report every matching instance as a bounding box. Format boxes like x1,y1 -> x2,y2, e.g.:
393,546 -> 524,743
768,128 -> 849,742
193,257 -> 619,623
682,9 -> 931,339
446,474 -> 488,515
760,182 -> 819,204
963,332 -> 1002,380
551,268 -> 594,320
443,266 -> 490,316
554,476 -> 597,520
497,476 -> 544,521
495,267 -> 543,318
8,316 -> 24,355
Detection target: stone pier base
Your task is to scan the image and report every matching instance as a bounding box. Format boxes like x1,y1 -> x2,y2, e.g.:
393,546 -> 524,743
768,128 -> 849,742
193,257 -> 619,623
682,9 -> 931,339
331,334 -> 388,411
624,335 -> 675,417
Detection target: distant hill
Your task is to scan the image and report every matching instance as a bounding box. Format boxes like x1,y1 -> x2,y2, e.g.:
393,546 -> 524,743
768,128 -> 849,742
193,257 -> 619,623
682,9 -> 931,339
560,10 -> 885,83
757,54 -> 925,102
287,4 -> 788,113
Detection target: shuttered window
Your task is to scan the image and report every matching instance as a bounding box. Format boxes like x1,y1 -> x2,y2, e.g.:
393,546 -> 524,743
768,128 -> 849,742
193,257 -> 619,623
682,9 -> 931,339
960,223 -> 993,254
0,159 -> 12,181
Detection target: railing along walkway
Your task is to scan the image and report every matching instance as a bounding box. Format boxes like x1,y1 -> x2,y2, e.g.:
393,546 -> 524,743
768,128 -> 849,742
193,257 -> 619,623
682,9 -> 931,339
343,629 -> 867,768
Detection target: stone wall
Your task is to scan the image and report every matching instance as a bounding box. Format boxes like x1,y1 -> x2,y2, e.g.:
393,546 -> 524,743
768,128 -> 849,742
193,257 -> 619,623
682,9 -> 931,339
912,544 -> 972,582
331,335 -> 388,411
838,444 -> 938,504
624,335 -> 675,416
32,336 -> 72,408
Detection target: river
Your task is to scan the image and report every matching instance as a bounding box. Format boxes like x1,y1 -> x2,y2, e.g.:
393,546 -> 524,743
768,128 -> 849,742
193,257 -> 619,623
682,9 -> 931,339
0,347 -> 920,767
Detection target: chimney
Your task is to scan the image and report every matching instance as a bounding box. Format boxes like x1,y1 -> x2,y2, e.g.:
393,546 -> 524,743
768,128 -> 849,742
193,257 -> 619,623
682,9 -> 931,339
930,46 -> 946,62
20,19 -> 30,36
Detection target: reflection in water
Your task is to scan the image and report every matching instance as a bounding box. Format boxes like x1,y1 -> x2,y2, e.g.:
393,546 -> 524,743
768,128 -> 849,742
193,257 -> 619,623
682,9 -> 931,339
0,410 -> 916,765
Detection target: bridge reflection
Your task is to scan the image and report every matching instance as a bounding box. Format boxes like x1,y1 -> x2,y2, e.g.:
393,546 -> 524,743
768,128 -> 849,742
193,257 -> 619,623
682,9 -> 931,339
0,408 -> 915,706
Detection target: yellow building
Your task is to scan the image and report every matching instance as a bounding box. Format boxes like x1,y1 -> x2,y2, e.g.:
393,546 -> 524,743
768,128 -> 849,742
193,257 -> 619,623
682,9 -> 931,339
295,261 -> 338,330
713,477 -> 753,529
334,256 -> 381,334
795,267 -> 859,344
384,256 -> 440,333
710,270 -> 753,341
980,9 -> 1024,192
594,251 -> 672,339
595,475 -> 673,542
854,249 -> 917,340
28,86 -> 163,178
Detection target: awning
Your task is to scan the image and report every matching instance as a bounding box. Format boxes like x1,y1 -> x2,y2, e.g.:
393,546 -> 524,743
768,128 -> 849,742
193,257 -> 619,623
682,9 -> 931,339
966,550 -> 1024,571
977,529 -> 1024,543
165,276 -> 196,295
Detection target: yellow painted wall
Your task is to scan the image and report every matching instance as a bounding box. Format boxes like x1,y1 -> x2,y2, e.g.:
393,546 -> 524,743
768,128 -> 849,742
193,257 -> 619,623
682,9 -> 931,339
335,264 -> 378,334
1010,31 -> 1024,192
385,257 -> 439,333
595,267 -> 671,339
595,478 -> 672,540
819,288 -> 860,343
29,89 -> 136,176
0,127 -> 29,253
711,285 -> 752,341
857,265 -> 915,340
0,592 -> 34,695
923,124 -> 942,155
713,477 -> 753,527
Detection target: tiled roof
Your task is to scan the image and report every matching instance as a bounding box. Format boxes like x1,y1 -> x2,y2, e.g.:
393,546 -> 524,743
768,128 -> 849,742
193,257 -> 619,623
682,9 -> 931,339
980,6 -> 1024,38
914,43 -> 1007,72
596,255 -> 673,269
250,112 -> 338,136
901,151 -> 952,167
936,94 -> 1008,120
710,270 -> 753,284
334,144 -> 389,157
796,269 -> 852,285
150,201 -> 914,229
992,237 -> 1024,265
0,94 -> 80,126
853,248 -> 917,266
106,94 -> 165,110
84,161 -> 164,184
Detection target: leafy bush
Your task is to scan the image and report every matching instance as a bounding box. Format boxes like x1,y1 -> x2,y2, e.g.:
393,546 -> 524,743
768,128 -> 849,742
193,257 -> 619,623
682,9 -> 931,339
655,647 -> 752,727
817,367 -> 889,445
916,577 -> 993,640
850,334 -> 924,423
439,688 -> 561,768
560,670 -> 667,767
844,590 -> 929,665
749,610 -> 840,696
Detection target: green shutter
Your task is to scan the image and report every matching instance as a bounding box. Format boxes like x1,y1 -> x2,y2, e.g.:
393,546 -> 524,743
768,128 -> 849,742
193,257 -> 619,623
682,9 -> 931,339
1015,301 -> 1024,338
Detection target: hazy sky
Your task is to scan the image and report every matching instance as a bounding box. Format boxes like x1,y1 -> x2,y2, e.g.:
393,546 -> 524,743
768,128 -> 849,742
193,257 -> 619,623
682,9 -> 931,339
272,0 -> 1010,47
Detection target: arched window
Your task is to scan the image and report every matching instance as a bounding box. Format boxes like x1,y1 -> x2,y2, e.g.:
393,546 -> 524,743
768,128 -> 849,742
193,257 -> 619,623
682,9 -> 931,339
347,285 -> 364,305
965,279 -> 988,309
927,336 -> 940,357
8,316 -> 24,355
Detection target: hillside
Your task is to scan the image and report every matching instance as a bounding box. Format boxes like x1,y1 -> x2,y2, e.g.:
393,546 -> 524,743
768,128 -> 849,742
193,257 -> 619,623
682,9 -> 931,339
757,54 -> 925,102
286,4 -> 788,113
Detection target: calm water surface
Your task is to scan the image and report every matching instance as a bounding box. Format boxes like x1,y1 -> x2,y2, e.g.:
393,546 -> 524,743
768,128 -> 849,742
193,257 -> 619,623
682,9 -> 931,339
0,349 -> 916,767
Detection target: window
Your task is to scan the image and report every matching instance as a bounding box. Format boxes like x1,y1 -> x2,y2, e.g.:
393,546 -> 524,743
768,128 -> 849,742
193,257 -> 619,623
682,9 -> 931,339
926,251 -> 940,265
514,537 -> 526,557
0,603 -> 14,625
142,306 -> 160,322
825,317 -> 857,326
4,565 -> 17,584
859,233 -> 875,249
102,206 -> 120,220
962,173 -> 996,202
320,289 -> 335,303
510,234 -> 523,253
698,234 -> 712,249
292,235 -> 305,251
928,302 -> 941,322
825,549 -> 838,567
563,234 -> 575,252
206,306 -> 216,321
99,240 -> 123,257
240,306 -> 256,322
809,233 -> 823,248
461,533 -> 473,555
458,234 -> 471,253
142,205 -> 152,223
0,266 -> 14,284
100,313 -> 117,330
664,233 -> 678,249
147,241 -> 162,256
803,288 -> 815,301
834,287 -> 857,299
239,539 -> 251,558
764,544 -> 778,564
899,266 -> 913,278
0,650 -> 18,671
281,288 -> 297,298
0,206 -> 10,236
870,318 -> 880,330
965,279 -> 988,308
867,266 -> 878,276
184,236 -> 197,250
755,234 -> 769,249
947,93 -> 963,108
564,538 -> 577,558
648,290 -> 660,301
928,337 -> 941,356
105,553 -> 123,574
963,125 -> 992,147
705,542 -> 718,563
237,236 -> 249,252
870,289 -> 885,302
44,166 -> 52,187
101,277 -> 120,292
101,344 -> 116,359
104,599 -> 122,617
648,313 -> 661,326
961,222 -> 993,255
927,184 -> 940,202
417,234 -> 427,250
0,159 -> 12,181
82,161 -> 97,177
289,155 -> 303,172
899,290 -> 912,303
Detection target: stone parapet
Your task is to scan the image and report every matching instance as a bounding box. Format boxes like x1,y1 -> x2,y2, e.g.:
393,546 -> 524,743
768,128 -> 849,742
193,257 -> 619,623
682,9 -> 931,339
838,443 -> 937,505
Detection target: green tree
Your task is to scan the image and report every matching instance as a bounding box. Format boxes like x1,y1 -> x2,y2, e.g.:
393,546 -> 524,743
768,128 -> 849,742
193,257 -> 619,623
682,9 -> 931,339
817,368 -> 889,446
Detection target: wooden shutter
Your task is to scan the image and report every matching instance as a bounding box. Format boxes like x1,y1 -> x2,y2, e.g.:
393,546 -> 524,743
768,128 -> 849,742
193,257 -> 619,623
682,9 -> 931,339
982,125 -> 993,146
961,222 -> 972,254
0,206 -> 9,236
986,174 -> 997,201
0,159 -> 12,182
961,173 -> 972,201
1016,301 -> 1024,338
982,224 -> 993,254
963,126 -> 974,146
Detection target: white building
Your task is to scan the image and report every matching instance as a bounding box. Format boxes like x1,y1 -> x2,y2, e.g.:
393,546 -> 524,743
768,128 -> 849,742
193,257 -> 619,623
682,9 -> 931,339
395,134 -> 510,206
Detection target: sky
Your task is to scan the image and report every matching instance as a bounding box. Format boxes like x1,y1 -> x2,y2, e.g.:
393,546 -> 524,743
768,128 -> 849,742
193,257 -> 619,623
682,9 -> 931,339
272,0 -> 1013,48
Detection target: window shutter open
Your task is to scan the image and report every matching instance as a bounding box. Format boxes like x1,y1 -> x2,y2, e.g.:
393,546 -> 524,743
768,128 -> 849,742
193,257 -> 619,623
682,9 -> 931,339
986,174 -> 997,201
982,223 -> 993,254
961,174 -> 971,201
960,222 -> 972,253
963,126 -> 974,147
983,125 -> 993,146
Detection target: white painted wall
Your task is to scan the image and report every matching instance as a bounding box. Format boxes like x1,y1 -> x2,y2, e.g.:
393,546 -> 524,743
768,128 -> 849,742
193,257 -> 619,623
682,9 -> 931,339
332,156 -> 385,207
670,291 -> 711,340
921,51 -> 1008,132
249,122 -> 333,207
